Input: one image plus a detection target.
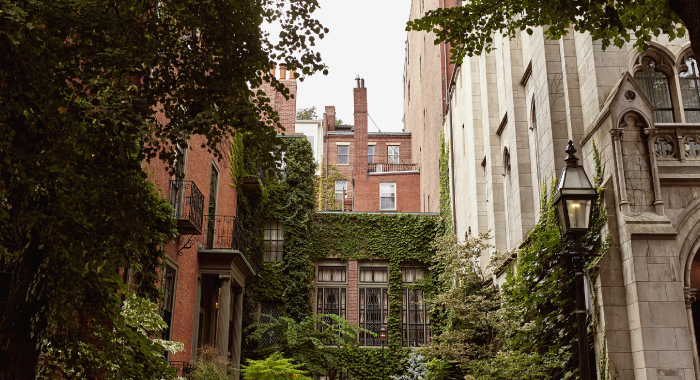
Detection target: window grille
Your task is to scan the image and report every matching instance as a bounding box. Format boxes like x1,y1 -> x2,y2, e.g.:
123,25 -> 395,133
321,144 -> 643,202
402,288 -> 430,347
368,145 -> 375,164
680,57 -> 700,123
388,146 -> 400,164
264,220 -> 283,262
380,183 -> 396,210
260,301 -> 282,346
160,265 -> 176,341
634,57 -> 675,123
318,266 -> 346,282
359,267 -> 388,283
337,145 -> 349,164
316,287 -> 347,333
359,288 -> 388,346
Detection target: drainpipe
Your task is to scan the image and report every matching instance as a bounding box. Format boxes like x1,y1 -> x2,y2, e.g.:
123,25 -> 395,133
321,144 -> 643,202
324,122 -> 329,211
448,100 -> 457,237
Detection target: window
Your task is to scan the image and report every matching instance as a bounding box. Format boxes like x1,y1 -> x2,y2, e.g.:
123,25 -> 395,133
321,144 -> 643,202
680,57 -> 700,123
335,180 -> 348,203
388,145 -> 400,164
380,183 -> 396,211
360,267 -> 388,282
634,57 -> 674,123
264,220 -> 283,262
260,301 -> 282,346
337,145 -> 349,164
368,145 -> 375,164
169,142 -> 188,215
306,135 -> 315,149
205,164 -> 219,249
316,265 -> 347,333
359,288 -> 388,346
160,265 -> 177,342
401,268 -> 429,347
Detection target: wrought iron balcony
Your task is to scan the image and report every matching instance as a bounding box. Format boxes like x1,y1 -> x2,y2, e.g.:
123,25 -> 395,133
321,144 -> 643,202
368,162 -> 418,173
168,361 -> 193,378
199,215 -> 263,274
170,180 -> 204,235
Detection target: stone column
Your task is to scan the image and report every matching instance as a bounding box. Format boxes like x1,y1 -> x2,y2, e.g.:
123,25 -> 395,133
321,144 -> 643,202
216,275 -> 231,359
191,275 -> 203,362
231,288 -> 245,380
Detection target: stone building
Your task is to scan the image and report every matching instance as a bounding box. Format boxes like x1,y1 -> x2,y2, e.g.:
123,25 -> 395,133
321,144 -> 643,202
432,15 -> 700,380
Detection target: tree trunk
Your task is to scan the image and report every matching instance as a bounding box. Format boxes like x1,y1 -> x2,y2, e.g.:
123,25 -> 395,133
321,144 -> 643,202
0,244 -> 43,380
669,0 -> 700,57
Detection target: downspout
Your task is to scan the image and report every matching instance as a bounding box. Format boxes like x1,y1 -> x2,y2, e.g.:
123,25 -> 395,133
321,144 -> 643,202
324,123 -> 329,211
448,96 -> 457,237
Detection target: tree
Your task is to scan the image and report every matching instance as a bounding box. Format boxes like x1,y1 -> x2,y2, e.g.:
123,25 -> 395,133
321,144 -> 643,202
405,0 -> 699,63
335,118 -> 344,126
0,0 -> 327,378
297,106 -> 319,120
242,352 -> 312,380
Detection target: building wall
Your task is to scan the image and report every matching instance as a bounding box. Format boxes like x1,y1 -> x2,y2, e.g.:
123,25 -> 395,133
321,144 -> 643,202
260,64 -> 298,134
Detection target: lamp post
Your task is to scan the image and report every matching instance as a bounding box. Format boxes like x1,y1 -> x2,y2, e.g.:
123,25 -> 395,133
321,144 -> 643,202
379,326 -> 387,380
552,140 -> 597,380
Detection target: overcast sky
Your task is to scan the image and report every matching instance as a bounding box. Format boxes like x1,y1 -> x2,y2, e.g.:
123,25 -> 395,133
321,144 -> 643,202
266,1 -> 411,132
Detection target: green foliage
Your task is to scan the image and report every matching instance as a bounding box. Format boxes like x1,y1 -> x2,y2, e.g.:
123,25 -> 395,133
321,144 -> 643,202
463,352 -> 560,380
405,0 -> 691,64
296,107 -> 319,121
243,353 -> 312,380
439,132 -> 453,234
391,353 -> 427,380
335,119 -> 344,126
190,346 -> 235,380
425,358 -> 452,380
248,314 -> 370,376
316,160 -> 348,211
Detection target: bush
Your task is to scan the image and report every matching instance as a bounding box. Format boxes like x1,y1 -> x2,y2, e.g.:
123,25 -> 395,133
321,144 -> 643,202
190,346 -> 234,380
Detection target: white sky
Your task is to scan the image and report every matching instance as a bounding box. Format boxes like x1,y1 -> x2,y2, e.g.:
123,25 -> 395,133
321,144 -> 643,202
265,1 -> 410,132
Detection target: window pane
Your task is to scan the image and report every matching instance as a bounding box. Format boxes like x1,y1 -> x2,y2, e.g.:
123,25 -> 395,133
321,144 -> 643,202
388,146 -> 400,164
634,57 -> 674,123
264,220 -> 283,262
360,268 -> 388,282
337,146 -> 349,164
318,266 -> 346,282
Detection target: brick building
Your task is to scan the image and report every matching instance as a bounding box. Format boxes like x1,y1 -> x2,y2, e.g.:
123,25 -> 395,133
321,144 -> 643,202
321,79 -> 421,213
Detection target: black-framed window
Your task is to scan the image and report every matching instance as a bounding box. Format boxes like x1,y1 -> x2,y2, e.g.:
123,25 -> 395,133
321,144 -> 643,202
264,220 -> 283,262
318,266 -> 346,282
634,57 -> 675,123
337,145 -> 349,164
160,265 -> 176,342
359,288 -> 388,346
681,57 -> 700,123
260,301 -> 283,346
401,288 -> 430,347
368,145 -> 375,164
359,267 -> 388,283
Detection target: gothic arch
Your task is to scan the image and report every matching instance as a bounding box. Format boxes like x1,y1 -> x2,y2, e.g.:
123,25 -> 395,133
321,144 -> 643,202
678,197 -> 700,287
675,42 -> 695,69
630,42 -> 678,76
615,109 -> 652,130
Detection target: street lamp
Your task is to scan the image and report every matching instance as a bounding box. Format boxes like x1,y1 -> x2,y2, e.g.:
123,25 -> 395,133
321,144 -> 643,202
552,140 -> 597,380
379,327 -> 387,380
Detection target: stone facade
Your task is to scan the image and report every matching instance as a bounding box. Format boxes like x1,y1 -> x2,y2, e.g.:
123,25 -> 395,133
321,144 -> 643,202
432,18 -> 700,379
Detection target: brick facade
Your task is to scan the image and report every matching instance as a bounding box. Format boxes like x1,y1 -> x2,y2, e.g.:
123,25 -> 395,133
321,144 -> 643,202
260,63 -> 298,134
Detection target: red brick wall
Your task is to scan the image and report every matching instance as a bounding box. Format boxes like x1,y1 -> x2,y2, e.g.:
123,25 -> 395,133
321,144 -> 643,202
347,260 -> 358,325
353,172 -> 421,213
259,64 -> 297,134
143,118 -> 238,362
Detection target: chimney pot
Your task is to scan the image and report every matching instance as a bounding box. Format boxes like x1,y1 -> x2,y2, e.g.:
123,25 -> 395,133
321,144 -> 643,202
270,63 -> 277,77
361,78 -> 365,88
355,76 -> 360,88
279,63 -> 287,80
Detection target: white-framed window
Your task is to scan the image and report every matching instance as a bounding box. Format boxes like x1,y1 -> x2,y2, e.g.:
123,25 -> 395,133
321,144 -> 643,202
264,219 -> 283,262
388,145 -> 400,164
380,183 -> 396,211
334,180 -> 348,203
337,145 -> 349,165
368,145 -> 375,164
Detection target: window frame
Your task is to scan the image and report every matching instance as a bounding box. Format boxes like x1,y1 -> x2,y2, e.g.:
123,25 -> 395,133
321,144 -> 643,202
387,145 -> 400,164
337,145 -> 349,165
263,219 -> 284,262
679,55 -> 700,123
368,145 -> 375,164
160,260 -> 178,359
334,180 -> 348,203
379,182 -> 397,211
315,263 -> 348,333
401,267 -> 429,347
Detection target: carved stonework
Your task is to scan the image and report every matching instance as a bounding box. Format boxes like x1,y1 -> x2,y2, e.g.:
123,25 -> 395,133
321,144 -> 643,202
685,287 -> 697,308
683,135 -> 700,159
624,90 -> 636,101
619,112 -> 656,215
652,134 -> 677,158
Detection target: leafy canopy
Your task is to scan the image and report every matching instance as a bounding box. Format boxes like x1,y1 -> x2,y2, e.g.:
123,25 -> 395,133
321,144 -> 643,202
406,0 -> 692,64
297,106 -> 319,120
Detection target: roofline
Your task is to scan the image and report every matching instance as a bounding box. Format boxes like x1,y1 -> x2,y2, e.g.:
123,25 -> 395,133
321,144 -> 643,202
315,211 -> 437,216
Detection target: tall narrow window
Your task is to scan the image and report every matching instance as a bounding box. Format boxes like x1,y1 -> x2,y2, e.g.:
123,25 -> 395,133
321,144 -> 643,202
260,301 -> 282,346
388,145 -> 400,164
264,220 -> 283,262
634,57 -> 674,123
335,180 -> 348,203
337,145 -> 349,164
206,164 -> 219,249
380,183 -> 396,211
402,268 -> 429,347
680,57 -> 700,123
359,267 -> 388,346
160,265 -> 177,342
316,266 -> 347,333
368,145 -> 375,164
169,142 -> 188,216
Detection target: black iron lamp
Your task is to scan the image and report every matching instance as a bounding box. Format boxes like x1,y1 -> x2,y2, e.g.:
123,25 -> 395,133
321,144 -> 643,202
553,140 -> 596,380
553,141 -> 597,237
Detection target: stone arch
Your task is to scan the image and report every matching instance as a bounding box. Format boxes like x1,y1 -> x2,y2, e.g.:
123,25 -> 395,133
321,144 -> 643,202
615,108 -> 652,131
678,198 -> 700,287
630,42 -> 678,76
675,42 -> 695,69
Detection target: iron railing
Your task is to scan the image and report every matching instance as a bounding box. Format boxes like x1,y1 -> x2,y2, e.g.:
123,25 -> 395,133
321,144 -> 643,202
169,361 -> 193,379
367,162 -> 418,173
170,180 -> 205,235
199,215 -> 263,274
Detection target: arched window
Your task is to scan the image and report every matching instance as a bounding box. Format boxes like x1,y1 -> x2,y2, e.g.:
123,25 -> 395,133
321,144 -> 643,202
634,57 -> 675,123
680,57 -> 700,123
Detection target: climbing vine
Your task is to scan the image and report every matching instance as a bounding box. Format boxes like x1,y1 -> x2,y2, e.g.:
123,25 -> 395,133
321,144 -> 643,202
438,132 -> 453,233
315,158 -> 348,211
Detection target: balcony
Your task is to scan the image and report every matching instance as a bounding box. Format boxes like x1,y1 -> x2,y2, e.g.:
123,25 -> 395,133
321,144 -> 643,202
199,215 -> 263,274
368,162 -> 419,173
648,123 -> 700,182
170,180 -> 204,235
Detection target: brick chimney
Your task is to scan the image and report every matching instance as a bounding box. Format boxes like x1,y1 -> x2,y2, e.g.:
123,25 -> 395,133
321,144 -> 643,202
279,63 -> 287,80
325,106 -> 336,132
353,78 -> 368,175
